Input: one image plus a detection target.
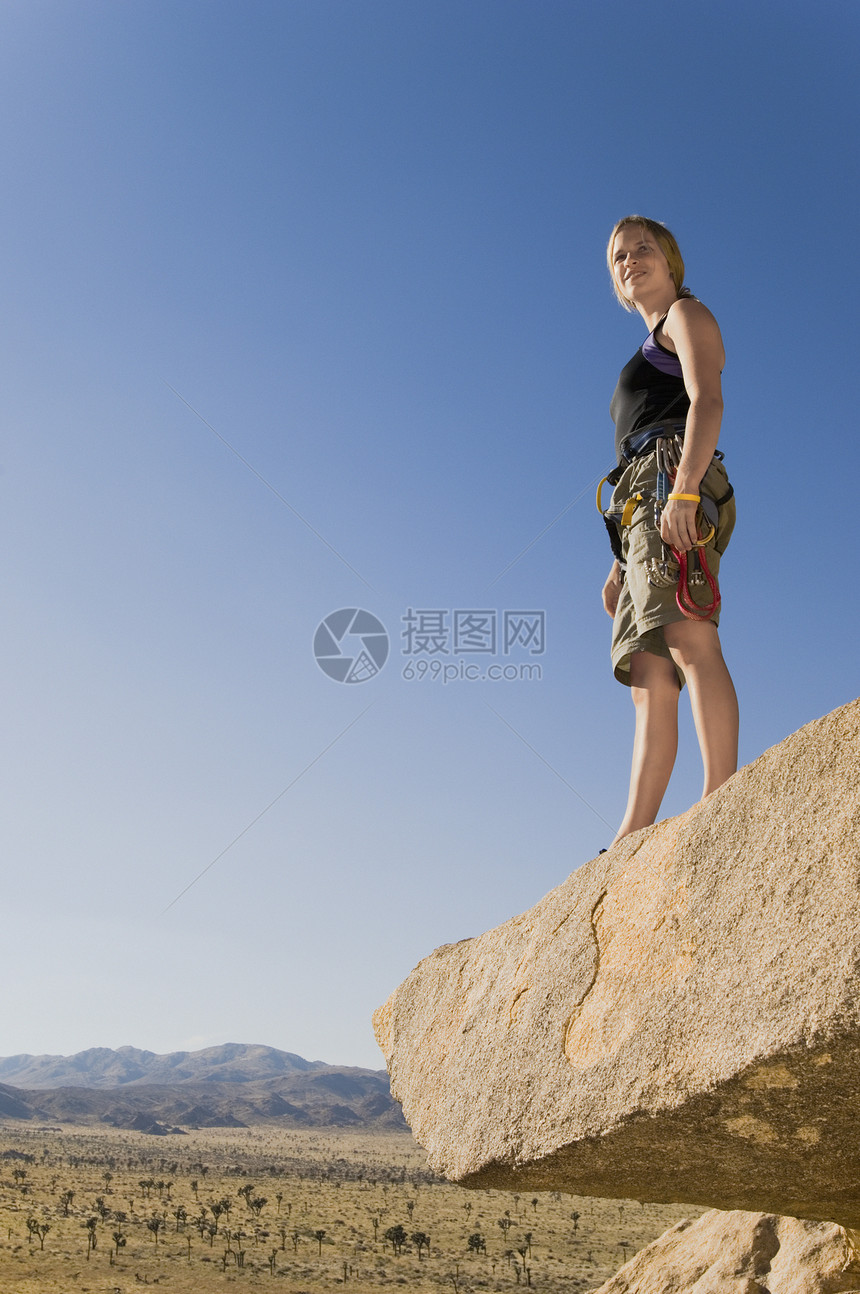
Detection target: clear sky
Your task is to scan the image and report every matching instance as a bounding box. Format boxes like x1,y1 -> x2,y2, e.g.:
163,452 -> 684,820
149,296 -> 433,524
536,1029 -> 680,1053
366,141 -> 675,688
1,0 -> 857,1072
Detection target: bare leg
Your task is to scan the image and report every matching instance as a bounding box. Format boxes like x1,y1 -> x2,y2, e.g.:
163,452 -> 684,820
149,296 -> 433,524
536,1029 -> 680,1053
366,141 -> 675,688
664,619 -> 738,798
612,650 -> 681,844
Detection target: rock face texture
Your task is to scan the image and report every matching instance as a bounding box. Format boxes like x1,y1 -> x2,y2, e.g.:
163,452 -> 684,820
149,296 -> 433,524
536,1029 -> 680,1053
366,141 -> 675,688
590,1210 -> 860,1294
374,699 -> 860,1226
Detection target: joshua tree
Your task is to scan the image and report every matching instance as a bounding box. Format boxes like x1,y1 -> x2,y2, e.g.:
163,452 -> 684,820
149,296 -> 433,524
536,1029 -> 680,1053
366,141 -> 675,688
314,1228 -> 327,1255
467,1232 -> 486,1255
147,1216 -> 164,1245
531,1198 -> 539,1213
60,1190 -> 74,1216
523,1231 -> 533,1257
406,1199 -> 415,1220
112,1229 -> 126,1259
384,1224 -> 406,1256
498,1215 -> 512,1241
84,1217 -> 98,1258
411,1230 -> 430,1259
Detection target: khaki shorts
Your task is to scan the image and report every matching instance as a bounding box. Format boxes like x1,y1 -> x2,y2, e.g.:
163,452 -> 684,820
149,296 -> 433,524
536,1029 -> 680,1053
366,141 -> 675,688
608,453 -> 735,687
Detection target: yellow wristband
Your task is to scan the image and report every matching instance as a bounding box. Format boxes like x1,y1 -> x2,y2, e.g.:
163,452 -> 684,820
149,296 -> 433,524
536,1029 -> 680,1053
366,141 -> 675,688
667,492 -> 700,502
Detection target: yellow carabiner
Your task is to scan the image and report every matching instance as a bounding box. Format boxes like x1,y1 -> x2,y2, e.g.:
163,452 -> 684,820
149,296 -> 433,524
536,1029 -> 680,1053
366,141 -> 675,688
694,521 -> 715,548
596,476 -> 612,515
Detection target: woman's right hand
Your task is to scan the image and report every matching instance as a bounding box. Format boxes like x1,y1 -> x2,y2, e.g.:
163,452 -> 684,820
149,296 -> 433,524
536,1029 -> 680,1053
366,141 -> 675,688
602,561 -> 622,617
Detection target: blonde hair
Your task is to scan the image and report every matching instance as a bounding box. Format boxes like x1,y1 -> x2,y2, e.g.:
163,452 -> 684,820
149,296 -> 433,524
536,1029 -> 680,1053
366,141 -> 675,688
607,215 -> 691,311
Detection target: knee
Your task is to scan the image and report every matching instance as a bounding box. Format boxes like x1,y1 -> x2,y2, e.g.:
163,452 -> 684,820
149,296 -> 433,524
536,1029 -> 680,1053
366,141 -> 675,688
630,681 -> 680,715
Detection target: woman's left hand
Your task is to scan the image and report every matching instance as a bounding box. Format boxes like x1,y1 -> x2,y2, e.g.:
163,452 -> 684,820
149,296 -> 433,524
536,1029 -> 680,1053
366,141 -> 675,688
660,497 -> 700,552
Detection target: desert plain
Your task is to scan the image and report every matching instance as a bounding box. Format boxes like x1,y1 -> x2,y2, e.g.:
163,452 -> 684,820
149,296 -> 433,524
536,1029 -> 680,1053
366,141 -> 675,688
0,1122 -> 703,1293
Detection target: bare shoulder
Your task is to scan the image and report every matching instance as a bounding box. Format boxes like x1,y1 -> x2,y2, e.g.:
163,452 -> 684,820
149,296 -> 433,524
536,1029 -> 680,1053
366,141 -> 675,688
663,297 -> 725,366
663,297 -> 722,341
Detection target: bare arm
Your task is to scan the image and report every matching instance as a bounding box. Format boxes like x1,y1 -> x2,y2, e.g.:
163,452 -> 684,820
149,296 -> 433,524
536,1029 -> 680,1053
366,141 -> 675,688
603,560 -> 622,617
659,298 -> 725,551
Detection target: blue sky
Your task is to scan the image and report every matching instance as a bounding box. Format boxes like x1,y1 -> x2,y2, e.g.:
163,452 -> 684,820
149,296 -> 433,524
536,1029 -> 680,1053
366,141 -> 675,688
0,0 -> 857,1071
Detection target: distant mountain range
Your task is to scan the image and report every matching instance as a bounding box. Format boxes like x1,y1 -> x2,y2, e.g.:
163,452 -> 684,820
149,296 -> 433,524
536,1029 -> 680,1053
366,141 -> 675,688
0,1043 -> 327,1090
0,1044 -> 405,1134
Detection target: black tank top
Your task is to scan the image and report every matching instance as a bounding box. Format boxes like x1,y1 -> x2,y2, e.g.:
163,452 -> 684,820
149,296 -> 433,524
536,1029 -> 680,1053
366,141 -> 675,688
610,318 -> 689,462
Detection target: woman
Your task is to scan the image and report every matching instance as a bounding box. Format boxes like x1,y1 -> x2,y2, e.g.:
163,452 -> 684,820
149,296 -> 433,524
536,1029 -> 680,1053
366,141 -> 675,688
602,216 -> 738,844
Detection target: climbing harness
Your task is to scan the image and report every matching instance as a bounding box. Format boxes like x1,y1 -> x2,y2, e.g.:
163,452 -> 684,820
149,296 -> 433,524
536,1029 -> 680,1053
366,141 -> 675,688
598,424 -> 732,623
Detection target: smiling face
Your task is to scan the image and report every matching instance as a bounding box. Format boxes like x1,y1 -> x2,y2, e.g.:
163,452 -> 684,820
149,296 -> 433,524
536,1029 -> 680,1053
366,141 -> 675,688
606,216 -> 687,313
610,224 -> 676,310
